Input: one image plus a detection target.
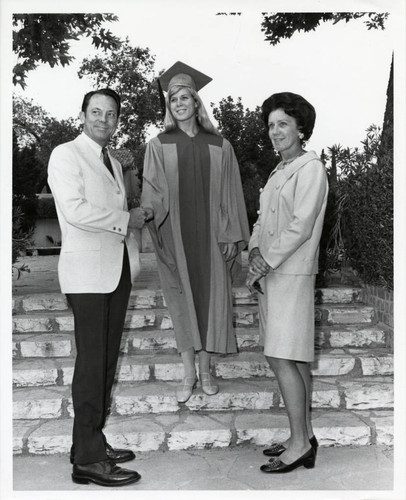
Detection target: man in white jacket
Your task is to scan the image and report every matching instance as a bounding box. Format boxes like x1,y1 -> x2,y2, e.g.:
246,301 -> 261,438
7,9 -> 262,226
48,88 -> 145,487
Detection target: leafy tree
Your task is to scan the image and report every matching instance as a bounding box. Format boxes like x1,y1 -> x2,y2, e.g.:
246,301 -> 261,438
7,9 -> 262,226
13,131 -> 42,199
78,39 -> 162,154
12,130 -> 42,233
261,12 -> 388,45
322,126 -> 392,288
212,96 -> 278,227
13,14 -> 122,89
379,55 -> 393,162
13,94 -> 81,191
12,205 -> 33,269
37,118 -> 81,190
13,94 -> 49,147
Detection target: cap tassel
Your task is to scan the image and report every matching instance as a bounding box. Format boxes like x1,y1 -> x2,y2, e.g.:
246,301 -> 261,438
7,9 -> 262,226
157,79 -> 166,117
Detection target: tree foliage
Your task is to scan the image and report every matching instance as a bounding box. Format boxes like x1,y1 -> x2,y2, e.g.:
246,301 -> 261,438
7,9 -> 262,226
13,94 -> 81,191
78,39 -> 161,153
211,97 -> 278,228
12,205 -> 33,267
12,130 -> 42,238
13,14 -> 122,88
322,126 -> 393,289
13,94 -> 49,146
261,12 -> 388,45
36,118 -> 81,182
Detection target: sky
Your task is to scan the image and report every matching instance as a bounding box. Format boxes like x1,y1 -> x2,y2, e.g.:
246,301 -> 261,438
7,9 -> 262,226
8,0 -> 398,155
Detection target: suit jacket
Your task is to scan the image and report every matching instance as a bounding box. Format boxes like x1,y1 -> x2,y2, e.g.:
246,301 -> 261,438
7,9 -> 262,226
248,151 -> 328,275
48,133 -> 140,293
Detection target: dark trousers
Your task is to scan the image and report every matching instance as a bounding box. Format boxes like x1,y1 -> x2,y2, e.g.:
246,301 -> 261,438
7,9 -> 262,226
67,246 -> 132,465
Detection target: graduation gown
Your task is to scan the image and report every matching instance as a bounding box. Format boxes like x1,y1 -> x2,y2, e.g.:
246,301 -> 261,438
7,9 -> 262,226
141,127 -> 249,353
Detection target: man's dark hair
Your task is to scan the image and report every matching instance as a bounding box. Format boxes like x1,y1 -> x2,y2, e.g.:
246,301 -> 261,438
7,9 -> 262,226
81,88 -> 121,117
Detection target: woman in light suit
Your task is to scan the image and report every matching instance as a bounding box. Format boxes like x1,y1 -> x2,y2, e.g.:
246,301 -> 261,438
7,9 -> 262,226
246,92 -> 328,473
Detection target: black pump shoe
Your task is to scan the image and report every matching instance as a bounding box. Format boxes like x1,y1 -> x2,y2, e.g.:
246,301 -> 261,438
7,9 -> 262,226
263,435 -> 319,458
260,447 -> 316,474
263,442 -> 286,457
309,435 -> 319,455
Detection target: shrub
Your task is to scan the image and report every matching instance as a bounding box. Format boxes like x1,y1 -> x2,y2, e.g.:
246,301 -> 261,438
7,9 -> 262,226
37,196 -> 57,219
343,149 -> 392,288
12,205 -> 33,265
322,126 -> 393,289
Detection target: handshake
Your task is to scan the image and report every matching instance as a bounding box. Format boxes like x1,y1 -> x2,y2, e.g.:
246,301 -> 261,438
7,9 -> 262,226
128,207 -> 154,230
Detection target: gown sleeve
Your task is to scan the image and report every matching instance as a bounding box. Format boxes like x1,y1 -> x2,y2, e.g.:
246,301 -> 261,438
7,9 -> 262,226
141,137 -> 169,231
218,139 -> 250,253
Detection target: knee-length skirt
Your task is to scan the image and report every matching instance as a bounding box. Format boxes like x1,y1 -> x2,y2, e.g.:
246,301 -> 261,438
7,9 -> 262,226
258,272 -> 316,362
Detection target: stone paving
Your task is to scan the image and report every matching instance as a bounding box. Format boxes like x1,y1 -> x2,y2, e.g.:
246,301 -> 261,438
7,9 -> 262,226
11,445 -> 395,493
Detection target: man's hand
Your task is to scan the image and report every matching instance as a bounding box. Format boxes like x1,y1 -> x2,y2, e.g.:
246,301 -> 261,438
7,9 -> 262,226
128,207 -> 147,229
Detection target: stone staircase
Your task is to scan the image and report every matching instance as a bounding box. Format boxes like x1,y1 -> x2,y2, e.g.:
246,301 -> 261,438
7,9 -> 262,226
12,285 -> 394,457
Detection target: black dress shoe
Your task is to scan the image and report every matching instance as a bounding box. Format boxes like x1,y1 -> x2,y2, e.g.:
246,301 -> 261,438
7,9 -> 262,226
263,435 -> 319,457
70,443 -> 135,464
72,459 -> 141,486
106,443 -> 136,463
260,447 -> 315,474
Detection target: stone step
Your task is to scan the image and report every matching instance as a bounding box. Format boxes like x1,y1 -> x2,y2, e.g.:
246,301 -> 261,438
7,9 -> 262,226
12,303 -> 376,336
12,325 -> 390,360
13,377 -> 393,420
13,406 -> 393,456
12,286 -> 364,314
12,349 -> 394,388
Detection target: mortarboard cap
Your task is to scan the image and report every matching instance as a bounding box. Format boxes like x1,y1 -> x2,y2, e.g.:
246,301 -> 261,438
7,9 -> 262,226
157,61 -> 212,92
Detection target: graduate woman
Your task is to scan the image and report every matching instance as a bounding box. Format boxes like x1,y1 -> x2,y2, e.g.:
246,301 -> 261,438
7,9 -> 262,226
141,61 -> 249,403
247,92 -> 328,473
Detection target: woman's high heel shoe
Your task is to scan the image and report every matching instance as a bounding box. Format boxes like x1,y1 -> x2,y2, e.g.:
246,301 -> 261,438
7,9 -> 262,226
260,447 -> 316,473
176,376 -> 198,403
199,373 -> 219,396
309,435 -> 319,455
263,442 -> 286,457
263,435 -> 318,457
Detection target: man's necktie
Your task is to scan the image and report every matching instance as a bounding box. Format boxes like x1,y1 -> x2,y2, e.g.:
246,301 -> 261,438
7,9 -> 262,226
101,147 -> 115,178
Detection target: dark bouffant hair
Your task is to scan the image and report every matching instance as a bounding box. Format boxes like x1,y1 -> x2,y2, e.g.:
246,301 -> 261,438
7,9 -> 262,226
261,92 -> 316,143
81,88 -> 121,117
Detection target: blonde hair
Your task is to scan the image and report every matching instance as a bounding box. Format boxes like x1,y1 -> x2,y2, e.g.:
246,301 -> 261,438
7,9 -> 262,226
163,85 -> 221,136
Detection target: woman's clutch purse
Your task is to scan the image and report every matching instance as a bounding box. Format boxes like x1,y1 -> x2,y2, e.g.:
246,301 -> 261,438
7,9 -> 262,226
246,273 -> 264,295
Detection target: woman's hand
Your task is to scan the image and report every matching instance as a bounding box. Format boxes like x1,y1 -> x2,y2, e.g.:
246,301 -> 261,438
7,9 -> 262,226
219,242 -> 238,261
248,247 -> 271,276
141,207 -> 154,222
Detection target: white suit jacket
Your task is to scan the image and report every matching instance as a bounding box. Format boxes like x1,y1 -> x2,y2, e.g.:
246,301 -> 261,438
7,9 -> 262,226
248,151 -> 328,275
48,133 -> 140,293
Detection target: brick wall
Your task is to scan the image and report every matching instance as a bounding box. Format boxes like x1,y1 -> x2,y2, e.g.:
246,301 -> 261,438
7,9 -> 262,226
360,285 -> 393,343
